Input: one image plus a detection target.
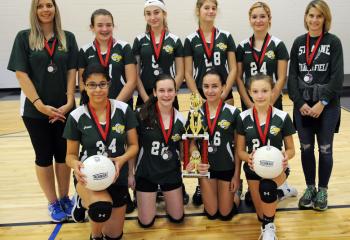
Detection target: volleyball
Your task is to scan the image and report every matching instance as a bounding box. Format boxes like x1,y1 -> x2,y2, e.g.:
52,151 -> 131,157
81,155 -> 116,191
253,146 -> 284,179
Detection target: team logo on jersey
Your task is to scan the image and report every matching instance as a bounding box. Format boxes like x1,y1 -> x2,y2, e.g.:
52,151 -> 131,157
171,133 -> 181,142
163,45 -> 174,54
218,120 -> 231,129
111,53 -> 122,63
216,43 -> 227,51
266,50 -> 275,60
112,124 -> 125,134
270,125 -> 281,136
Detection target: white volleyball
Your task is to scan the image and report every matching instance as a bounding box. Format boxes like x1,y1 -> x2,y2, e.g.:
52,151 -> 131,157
81,155 -> 116,191
253,146 -> 284,179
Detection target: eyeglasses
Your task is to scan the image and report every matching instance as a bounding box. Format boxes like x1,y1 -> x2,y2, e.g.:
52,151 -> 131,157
85,81 -> 110,90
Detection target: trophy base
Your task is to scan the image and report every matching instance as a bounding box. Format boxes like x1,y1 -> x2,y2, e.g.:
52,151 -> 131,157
182,172 -> 210,178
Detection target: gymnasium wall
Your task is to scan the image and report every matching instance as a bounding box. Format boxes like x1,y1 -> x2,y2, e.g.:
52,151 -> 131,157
0,0 -> 349,89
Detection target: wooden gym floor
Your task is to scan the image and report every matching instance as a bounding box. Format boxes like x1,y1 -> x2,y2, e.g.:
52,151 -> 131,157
0,92 -> 350,240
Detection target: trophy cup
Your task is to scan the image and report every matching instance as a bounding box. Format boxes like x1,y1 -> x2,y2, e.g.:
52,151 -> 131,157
182,92 -> 210,178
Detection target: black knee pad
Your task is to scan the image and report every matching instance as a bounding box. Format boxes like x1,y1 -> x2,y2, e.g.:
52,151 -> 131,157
104,232 -> 123,240
204,209 -> 219,220
137,217 -> 155,228
88,201 -> 112,222
167,214 -> 184,224
219,203 -> 238,221
259,179 -> 277,203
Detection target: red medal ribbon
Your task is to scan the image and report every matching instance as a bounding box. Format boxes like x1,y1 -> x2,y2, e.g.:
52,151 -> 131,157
156,102 -> 174,144
150,30 -> 166,62
253,106 -> 272,146
94,37 -> 113,68
205,100 -> 223,136
198,27 -> 216,60
88,100 -> 111,143
44,38 -> 57,58
249,33 -> 271,70
306,32 -> 323,69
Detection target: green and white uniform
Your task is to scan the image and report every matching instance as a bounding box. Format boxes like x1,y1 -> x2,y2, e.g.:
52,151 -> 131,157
79,40 -> 136,99
63,99 -> 138,186
197,103 -> 240,171
7,29 -> 79,118
183,28 -> 236,90
132,31 -> 184,91
135,109 -> 185,184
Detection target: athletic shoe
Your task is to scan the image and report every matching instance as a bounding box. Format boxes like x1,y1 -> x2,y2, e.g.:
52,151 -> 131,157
126,191 -> 136,214
48,200 -> 67,222
182,184 -> 189,205
71,192 -> 86,223
277,181 -> 298,201
89,234 -> 103,240
313,188 -> 328,211
59,195 -> 74,217
298,186 -> 317,209
259,223 -> 277,240
192,186 -> 202,206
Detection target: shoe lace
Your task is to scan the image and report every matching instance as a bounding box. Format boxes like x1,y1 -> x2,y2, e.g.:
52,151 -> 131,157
52,201 -> 63,214
317,190 -> 327,202
61,196 -> 73,209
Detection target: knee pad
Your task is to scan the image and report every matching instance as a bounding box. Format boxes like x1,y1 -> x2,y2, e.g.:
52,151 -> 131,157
259,179 -> 277,203
167,214 -> 184,224
137,217 -> 155,228
219,204 -> 238,221
88,201 -> 112,222
204,209 -> 219,220
104,232 -> 123,240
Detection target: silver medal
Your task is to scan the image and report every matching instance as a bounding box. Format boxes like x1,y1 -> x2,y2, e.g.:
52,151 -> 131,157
47,63 -> 57,73
162,150 -> 172,160
304,73 -> 313,84
208,145 -> 217,153
154,69 -> 160,76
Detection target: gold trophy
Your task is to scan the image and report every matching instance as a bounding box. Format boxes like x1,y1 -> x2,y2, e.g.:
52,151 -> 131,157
182,92 -> 210,178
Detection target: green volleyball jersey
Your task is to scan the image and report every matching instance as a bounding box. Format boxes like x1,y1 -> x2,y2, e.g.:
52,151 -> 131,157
236,35 -> 289,87
79,40 -> 136,99
132,31 -> 184,91
236,107 -> 295,153
7,30 -> 78,119
197,103 -> 240,171
63,99 -> 138,186
183,28 -> 236,89
135,108 -> 185,184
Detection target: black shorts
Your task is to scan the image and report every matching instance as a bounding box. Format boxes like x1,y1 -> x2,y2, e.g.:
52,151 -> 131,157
135,177 -> 182,192
243,162 -> 290,181
209,169 -> 234,182
22,116 -> 66,167
74,177 -> 128,208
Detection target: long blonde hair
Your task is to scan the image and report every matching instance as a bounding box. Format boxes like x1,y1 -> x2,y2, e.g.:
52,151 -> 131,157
29,0 -> 67,51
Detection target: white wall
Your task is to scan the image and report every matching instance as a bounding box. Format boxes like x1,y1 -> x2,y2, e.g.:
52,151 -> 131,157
1,0 -> 349,89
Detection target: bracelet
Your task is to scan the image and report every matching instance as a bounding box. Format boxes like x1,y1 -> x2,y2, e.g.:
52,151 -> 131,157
32,97 -> 41,105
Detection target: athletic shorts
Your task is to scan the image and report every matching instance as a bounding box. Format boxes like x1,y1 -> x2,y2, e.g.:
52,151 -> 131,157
243,162 -> 290,181
135,177 -> 182,192
209,169 -> 234,182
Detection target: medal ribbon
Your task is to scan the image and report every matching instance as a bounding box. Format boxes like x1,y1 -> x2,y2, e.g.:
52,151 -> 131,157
88,100 -> 111,144
156,103 -> 174,145
249,33 -> 271,72
205,100 -> 223,136
253,106 -> 272,146
44,38 -> 57,61
150,30 -> 166,62
198,27 -> 216,61
94,37 -> 113,68
306,32 -> 323,69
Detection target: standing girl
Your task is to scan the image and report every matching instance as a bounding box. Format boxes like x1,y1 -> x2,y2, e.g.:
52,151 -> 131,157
64,63 -> 139,240
134,74 -> 185,227
7,0 -> 78,222
133,0 -> 184,108
186,68 -> 241,220
288,0 -> 344,211
236,74 -> 295,239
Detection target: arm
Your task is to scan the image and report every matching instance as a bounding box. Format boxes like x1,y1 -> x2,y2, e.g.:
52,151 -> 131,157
271,60 -> 288,105
231,132 -> 242,192
174,57 -> 184,91
222,51 -> 237,100
282,135 -> 295,169
116,63 -> 137,102
184,56 -> 199,93
236,63 -> 254,108
66,139 -> 86,184
135,56 -> 149,102
78,68 -> 85,93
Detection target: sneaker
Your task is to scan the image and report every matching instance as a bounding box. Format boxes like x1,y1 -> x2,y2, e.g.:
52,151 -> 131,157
48,200 -> 67,222
298,186 -> 317,209
313,188 -> 328,211
71,192 -> 86,223
192,186 -> 202,206
277,181 -> 298,201
126,191 -> 136,214
259,223 -> 277,240
59,196 -> 74,217
182,184 -> 189,205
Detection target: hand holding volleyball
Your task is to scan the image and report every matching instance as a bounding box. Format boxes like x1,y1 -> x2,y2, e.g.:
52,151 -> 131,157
253,146 -> 284,179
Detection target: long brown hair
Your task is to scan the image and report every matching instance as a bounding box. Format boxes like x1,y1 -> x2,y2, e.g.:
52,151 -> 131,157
304,0 -> 332,32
